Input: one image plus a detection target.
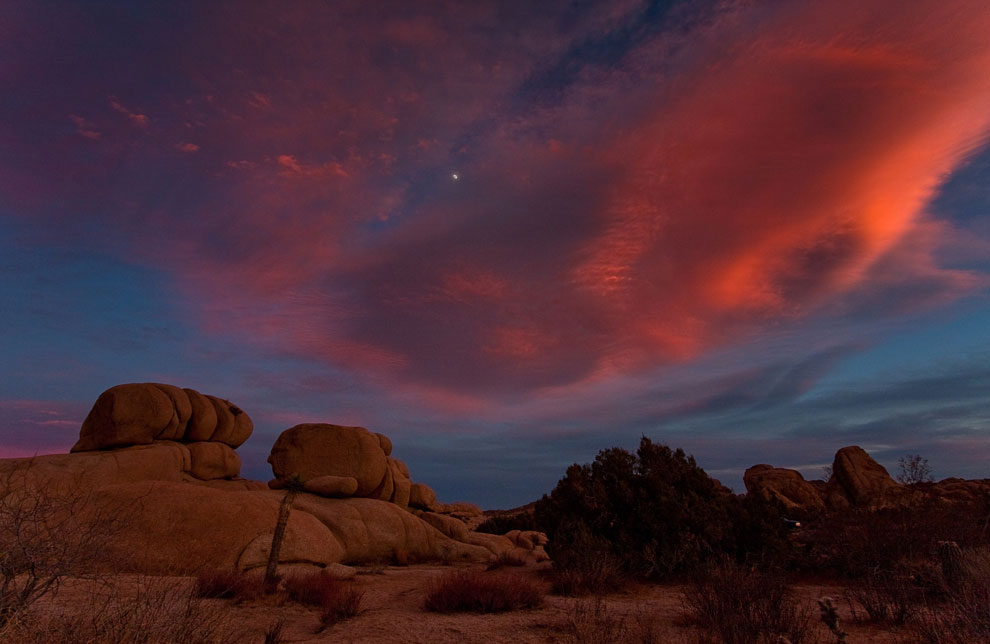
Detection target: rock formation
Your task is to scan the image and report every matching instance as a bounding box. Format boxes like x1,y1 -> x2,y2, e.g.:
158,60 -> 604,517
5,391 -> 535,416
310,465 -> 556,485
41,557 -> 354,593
0,383 -> 548,576
69,383 -> 254,481
743,464 -> 825,512
267,423 -> 413,507
744,445 -> 990,513
827,445 -> 903,508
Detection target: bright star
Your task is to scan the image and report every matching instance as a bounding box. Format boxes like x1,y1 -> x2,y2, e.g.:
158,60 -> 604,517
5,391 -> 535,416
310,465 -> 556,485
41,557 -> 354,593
451,173 -> 459,180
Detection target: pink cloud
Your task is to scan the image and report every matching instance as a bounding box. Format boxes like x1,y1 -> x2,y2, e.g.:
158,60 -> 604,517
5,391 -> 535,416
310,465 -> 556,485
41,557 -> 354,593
109,97 -> 149,127
4,1 -> 989,413
176,142 -> 200,153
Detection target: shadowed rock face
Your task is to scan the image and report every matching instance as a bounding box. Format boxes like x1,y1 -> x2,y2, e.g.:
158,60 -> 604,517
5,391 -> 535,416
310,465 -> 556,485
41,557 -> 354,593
743,464 -> 825,512
829,445 -> 902,507
72,383 -> 253,452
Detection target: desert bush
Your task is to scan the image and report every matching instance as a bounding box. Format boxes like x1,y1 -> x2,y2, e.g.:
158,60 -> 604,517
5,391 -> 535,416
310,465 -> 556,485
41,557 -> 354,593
844,561 -> 942,624
896,454 -> 933,485
316,583 -> 363,630
805,495 -> 990,579
476,513 -> 537,535
535,437 -> 791,581
282,570 -> 343,606
563,597 -> 627,644
280,569 -> 363,629
193,568 -> 263,601
486,552 -> 527,570
0,577 -> 236,644
549,533 -> 626,596
423,570 -> 543,613
910,546 -> 990,644
682,559 -> 818,644
0,460 -> 127,628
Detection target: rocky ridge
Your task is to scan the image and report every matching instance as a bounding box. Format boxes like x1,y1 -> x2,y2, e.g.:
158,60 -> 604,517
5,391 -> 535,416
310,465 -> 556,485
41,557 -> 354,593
744,445 -> 990,513
0,382 -> 548,576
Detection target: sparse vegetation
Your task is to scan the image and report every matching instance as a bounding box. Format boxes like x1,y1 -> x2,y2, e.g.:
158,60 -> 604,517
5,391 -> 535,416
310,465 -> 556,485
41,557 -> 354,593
0,461 -> 126,628
193,568 -> 264,602
0,577 -> 236,644
897,454 -> 933,485
535,437 -> 792,583
476,513 -> 537,535
423,570 -> 543,613
563,597 -> 627,644
548,538 -> 626,596
682,559 -> 818,644
910,545 -> 990,644
281,570 -> 364,630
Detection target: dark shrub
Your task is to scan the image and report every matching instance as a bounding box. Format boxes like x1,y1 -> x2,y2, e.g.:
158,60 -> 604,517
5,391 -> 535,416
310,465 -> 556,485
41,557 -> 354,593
424,571 -> 543,613
683,559 -> 817,644
476,513 -> 537,535
806,492 -> 990,579
911,546 -> 990,644
193,568 -> 263,601
535,437 -> 791,580
317,585 -> 363,630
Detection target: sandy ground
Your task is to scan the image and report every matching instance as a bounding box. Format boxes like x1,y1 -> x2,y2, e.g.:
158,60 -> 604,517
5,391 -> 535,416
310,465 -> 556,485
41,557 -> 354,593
33,563 -> 915,644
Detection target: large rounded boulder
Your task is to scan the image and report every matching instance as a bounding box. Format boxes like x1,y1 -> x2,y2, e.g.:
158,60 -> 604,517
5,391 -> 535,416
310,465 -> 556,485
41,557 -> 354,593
744,464 -> 824,512
72,383 -> 253,451
268,424 -> 389,497
829,445 -> 903,508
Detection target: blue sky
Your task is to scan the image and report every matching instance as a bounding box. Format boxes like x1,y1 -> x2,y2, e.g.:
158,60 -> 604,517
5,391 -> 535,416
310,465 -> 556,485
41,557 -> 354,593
2,0 -> 988,507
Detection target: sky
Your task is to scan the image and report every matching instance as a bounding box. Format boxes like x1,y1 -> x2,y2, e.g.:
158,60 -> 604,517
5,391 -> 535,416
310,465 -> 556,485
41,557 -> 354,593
2,0 -> 989,508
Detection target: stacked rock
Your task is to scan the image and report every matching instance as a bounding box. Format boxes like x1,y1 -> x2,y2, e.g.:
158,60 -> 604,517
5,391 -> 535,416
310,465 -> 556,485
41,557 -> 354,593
70,382 -> 252,480
267,423 -> 413,506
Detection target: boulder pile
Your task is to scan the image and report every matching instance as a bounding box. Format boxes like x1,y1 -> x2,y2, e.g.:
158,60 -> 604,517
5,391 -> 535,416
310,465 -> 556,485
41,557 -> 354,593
745,445 -> 990,513
0,382 -> 547,576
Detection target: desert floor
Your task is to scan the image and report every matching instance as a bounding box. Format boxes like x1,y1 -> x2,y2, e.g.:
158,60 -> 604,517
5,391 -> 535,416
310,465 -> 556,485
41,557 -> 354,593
37,563 -> 914,644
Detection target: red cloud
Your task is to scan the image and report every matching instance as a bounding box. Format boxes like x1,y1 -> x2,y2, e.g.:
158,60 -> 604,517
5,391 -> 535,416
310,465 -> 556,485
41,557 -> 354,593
4,0 -> 989,406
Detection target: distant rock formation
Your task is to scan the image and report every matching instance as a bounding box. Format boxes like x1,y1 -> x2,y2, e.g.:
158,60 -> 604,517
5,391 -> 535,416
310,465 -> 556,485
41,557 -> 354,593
743,464 -> 824,512
746,445 -> 990,514
825,445 -> 904,510
0,384 -> 547,576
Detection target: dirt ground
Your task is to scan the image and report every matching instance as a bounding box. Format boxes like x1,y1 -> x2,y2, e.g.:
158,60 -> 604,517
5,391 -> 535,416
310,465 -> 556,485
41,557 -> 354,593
34,563 -> 915,644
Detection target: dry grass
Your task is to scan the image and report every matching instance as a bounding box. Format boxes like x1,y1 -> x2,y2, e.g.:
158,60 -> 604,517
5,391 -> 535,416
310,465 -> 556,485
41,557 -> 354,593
0,577 -> 236,644
317,584 -> 364,630
423,570 -> 543,613
562,597 -> 628,644
682,560 -> 820,644
193,568 -> 264,602
550,550 -> 626,597
910,547 -> 990,644
0,462 -> 128,628
281,570 -> 364,630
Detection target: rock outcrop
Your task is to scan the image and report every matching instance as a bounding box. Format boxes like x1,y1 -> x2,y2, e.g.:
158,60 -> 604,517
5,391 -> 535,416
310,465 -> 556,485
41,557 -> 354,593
827,445 -> 903,508
743,445 -> 990,514
0,386 -> 549,576
268,424 -> 413,506
743,464 -> 825,512
72,383 -> 253,453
